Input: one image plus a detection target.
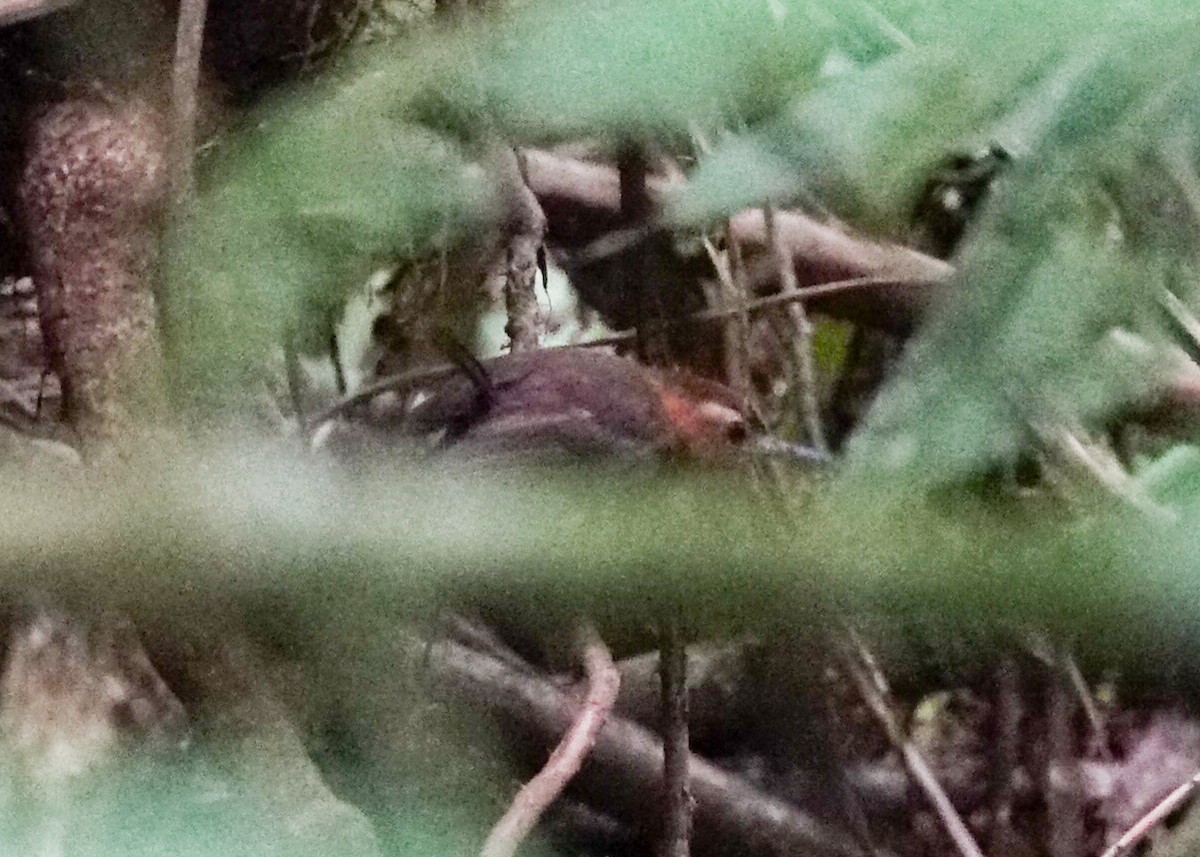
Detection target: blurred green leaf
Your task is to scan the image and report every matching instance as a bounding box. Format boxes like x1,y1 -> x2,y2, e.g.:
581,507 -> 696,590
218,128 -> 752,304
162,77 -> 498,414
0,451 -> 1191,665
840,14 -> 1200,482
671,1 -> 1200,232
1133,444 -> 1200,508
433,0 -> 835,142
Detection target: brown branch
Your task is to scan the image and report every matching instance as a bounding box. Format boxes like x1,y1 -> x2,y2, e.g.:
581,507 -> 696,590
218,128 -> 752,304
988,656 -> 1022,853
658,617 -> 691,857
835,631 -> 985,857
1099,771 -> 1200,857
480,620 -> 619,857
1046,653 -> 1085,857
764,202 -> 827,455
170,0 -> 210,205
729,208 -> 951,285
521,149 -> 952,333
496,146 -> 547,353
425,632 -> 875,857
0,0 -> 80,26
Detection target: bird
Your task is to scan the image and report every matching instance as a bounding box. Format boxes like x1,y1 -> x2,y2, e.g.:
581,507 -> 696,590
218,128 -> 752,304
317,346 -> 827,467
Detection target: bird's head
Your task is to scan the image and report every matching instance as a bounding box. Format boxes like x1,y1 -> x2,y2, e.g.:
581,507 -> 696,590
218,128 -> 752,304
647,370 -> 751,461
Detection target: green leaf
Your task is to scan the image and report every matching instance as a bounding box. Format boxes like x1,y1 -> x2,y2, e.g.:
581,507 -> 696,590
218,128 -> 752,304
672,1 -> 1200,233
162,85 -> 498,413
441,0 -> 836,142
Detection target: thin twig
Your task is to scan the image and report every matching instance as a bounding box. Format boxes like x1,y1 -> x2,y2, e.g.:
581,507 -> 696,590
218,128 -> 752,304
1099,771 -> 1200,857
480,620 -> 620,857
443,613 -> 541,679
989,655 -> 1021,852
836,631 -> 986,857
764,203 -> 828,456
1063,653 -> 1113,763
169,0 -> 209,205
573,276 -> 918,350
497,146 -> 547,353
307,362 -> 460,429
700,237 -> 750,405
1160,289 -> 1200,352
659,614 -> 692,857
1046,650 -> 1085,857
1035,424 -> 1174,522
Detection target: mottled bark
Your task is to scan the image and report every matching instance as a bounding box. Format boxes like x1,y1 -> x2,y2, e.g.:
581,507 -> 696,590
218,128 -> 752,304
18,98 -> 174,463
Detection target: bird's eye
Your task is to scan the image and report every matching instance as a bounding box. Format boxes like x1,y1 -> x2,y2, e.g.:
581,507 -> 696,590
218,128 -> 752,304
726,420 -> 749,444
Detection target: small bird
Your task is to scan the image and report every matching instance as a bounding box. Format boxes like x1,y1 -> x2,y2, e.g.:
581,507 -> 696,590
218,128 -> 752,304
321,347 -> 826,467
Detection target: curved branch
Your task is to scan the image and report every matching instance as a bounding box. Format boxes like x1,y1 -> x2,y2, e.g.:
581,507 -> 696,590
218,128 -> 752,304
481,620 -> 619,857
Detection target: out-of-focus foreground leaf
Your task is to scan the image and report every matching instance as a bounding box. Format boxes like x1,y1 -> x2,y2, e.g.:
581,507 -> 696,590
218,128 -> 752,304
420,0 -> 831,142
5,451 -> 1200,677
672,0 -> 1191,231
162,77 -> 498,414
845,15 -> 1200,484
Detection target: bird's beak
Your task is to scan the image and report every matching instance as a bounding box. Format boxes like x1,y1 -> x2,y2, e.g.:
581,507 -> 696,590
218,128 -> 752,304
748,433 -> 831,464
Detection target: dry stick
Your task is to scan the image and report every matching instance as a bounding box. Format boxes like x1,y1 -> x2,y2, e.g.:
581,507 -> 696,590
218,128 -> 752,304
521,148 -> 952,333
615,145 -> 693,857
308,361 -> 459,427
659,614 -> 692,857
0,0 -> 80,26
836,632 -> 986,857
725,233 -> 781,434
169,0 -> 209,205
1046,653 -> 1084,857
1098,771 -> 1200,857
700,235 -> 752,407
1161,289 -> 1200,351
763,203 -> 828,456
723,231 -> 812,507
1035,425 -> 1174,522
989,655 -> 1021,852
1063,653 -> 1113,763
1021,630 -> 1113,762
498,146 -> 548,353
480,621 -> 620,857
444,613 -> 543,679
